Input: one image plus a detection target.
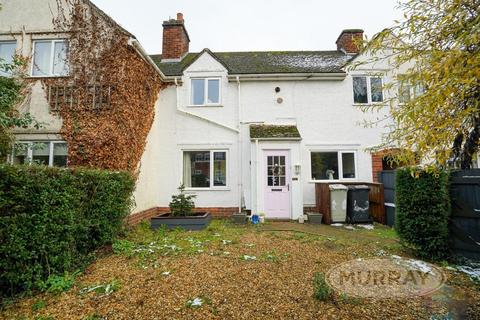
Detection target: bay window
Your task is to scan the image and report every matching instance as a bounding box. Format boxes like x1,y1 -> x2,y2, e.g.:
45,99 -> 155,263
183,150 -> 227,188
191,78 -> 221,106
353,76 -> 384,104
12,141 -> 68,167
311,151 -> 356,181
32,39 -> 69,77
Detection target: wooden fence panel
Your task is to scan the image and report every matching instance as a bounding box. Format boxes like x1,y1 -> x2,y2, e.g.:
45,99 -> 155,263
315,182 -> 386,225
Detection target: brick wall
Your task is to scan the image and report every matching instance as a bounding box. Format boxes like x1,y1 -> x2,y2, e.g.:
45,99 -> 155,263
371,152 -> 384,182
336,29 -> 364,54
126,206 -> 239,225
162,13 -> 189,60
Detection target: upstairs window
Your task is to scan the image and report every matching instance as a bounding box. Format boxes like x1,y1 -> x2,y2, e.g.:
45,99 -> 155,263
191,78 -> 221,106
0,41 -> 16,76
12,141 -> 68,167
398,81 -> 425,104
353,76 -> 383,104
32,40 -> 69,77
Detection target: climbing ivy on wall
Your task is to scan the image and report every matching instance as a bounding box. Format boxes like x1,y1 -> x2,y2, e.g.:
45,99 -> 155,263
41,0 -> 167,172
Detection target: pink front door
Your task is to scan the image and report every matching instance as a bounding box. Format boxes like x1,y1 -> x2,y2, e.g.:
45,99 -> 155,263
264,151 -> 291,219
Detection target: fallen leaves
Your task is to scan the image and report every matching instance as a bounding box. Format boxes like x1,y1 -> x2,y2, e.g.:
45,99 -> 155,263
2,221 -> 479,320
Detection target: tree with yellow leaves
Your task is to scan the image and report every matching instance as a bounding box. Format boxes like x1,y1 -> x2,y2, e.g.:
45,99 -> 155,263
358,0 -> 480,169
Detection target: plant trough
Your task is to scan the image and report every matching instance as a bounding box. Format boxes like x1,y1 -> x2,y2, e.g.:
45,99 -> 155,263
150,185 -> 211,231
151,212 -> 212,230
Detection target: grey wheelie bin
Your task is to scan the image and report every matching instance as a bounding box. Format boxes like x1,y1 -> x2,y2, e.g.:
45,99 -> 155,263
329,184 -> 348,223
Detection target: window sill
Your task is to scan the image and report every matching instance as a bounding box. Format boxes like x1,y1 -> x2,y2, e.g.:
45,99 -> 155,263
308,179 -> 358,183
184,187 -> 231,192
27,75 -> 70,79
352,102 -> 386,107
187,104 -> 224,108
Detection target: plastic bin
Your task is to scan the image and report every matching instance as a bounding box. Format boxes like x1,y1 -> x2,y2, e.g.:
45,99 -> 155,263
385,203 -> 396,227
329,184 -> 348,223
347,185 -> 372,223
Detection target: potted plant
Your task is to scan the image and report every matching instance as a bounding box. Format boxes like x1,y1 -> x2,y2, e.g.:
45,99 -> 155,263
150,185 -> 211,230
306,212 -> 323,224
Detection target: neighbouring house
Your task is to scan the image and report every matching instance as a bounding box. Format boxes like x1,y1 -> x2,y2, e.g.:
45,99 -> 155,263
1,1 -> 411,222
0,0 -> 172,214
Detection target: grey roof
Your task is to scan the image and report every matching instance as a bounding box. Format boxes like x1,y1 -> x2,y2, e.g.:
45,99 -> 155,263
250,125 -> 301,139
150,50 -> 354,77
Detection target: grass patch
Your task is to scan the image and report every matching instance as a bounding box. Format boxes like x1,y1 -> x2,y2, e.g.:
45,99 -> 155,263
112,220 -> 247,266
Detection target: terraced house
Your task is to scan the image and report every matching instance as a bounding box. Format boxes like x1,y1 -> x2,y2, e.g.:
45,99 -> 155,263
1,1 -> 400,221
135,14 -> 397,221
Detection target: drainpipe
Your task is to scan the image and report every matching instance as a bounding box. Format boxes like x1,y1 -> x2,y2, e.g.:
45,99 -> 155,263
237,76 -> 243,213
174,77 -> 180,109
255,138 -> 260,214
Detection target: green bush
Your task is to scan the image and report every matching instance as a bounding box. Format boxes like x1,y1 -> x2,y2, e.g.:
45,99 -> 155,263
0,165 -> 135,296
395,167 -> 450,260
312,272 -> 332,301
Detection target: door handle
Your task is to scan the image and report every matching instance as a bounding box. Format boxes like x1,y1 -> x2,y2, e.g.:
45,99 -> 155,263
272,188 -> 282,192
287,184 -> 290,191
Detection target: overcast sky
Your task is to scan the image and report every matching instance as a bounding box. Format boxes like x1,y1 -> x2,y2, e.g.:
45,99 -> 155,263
91,0 -> 402,54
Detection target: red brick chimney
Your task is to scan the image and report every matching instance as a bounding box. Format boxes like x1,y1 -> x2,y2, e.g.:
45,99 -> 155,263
162,13 -> 190,60
336,29 -> 364,54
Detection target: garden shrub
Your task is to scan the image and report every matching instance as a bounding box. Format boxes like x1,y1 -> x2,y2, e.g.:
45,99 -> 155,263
395,167 -> 450,260
0,165 -> 135,296
312,272 -> 332,301
169,184 -> 196,216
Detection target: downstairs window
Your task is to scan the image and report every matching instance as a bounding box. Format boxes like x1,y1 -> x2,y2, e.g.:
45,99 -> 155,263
183,150 -> 227,188
311,151 -> 356,180
12,141 -> 67,167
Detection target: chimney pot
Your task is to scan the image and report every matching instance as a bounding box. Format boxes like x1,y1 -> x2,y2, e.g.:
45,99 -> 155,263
176,13 -> 183,21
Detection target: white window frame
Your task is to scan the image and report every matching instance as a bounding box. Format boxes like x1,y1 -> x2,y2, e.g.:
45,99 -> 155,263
0,40 -> 17,77
309,150 -> 358,182
398,80 -> 425,105
189,77 -> 222,106
352,75 -> 384,105
10,141 -> 67,167
182,149 -> 229,190
31,39 -> 69,77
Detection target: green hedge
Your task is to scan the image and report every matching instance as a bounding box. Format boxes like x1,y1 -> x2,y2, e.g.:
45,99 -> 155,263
395,167 -> 450,260
0,165 -> 135,296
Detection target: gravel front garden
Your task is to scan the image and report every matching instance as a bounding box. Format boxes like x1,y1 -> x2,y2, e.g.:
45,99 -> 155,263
1,221 -> 479,320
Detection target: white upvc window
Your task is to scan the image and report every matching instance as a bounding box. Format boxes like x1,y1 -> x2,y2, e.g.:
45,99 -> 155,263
182,150 -> 227,189
190,78 -> 221,106
32,39 -> 69,77
352,76 -> 384,104
11,141 -> 68,167
310,151 -> 357,181
398,81 -> 425,104
0,41 -> 17,77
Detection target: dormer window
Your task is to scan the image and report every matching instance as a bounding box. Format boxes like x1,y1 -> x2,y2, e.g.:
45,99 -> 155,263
191,78 -> 221,106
